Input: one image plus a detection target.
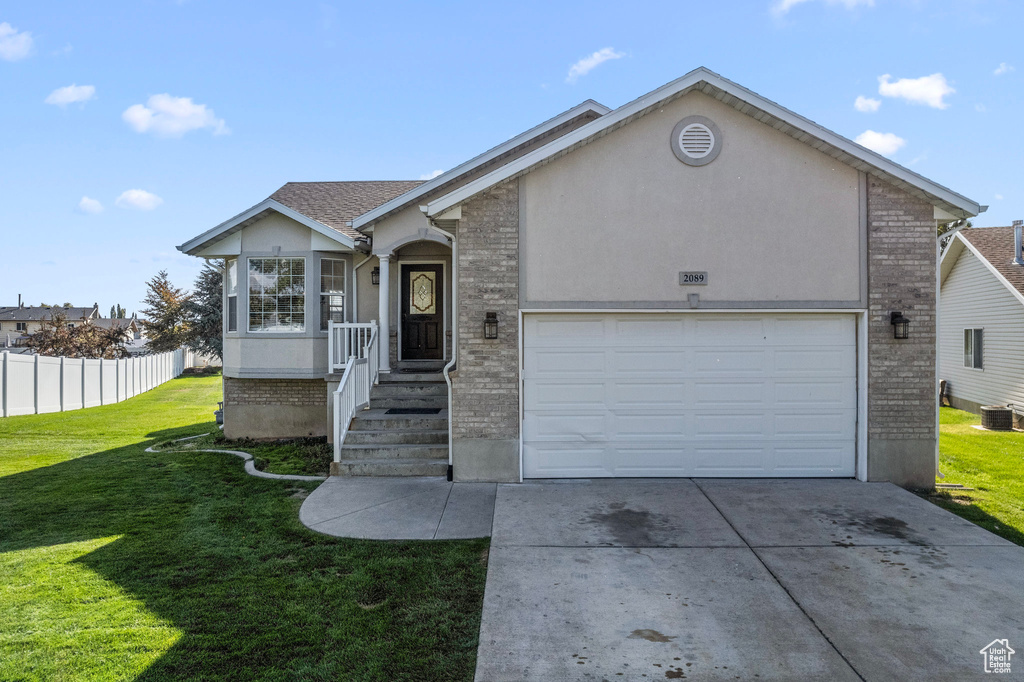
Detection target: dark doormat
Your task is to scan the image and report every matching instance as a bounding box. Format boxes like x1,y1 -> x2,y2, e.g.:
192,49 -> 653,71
385,408 -> 442,415
400,367 -> 443,373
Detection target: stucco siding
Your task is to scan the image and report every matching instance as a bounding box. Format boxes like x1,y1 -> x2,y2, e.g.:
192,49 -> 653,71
520,90 -> 861,305
940,249 -> 1024,410
241,213 -> 313,252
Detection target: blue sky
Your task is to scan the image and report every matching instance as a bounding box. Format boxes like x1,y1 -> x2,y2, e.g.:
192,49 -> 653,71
1,0 -> 1020,315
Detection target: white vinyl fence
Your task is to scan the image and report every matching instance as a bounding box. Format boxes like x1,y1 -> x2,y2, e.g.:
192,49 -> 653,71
0,348 -> 206,417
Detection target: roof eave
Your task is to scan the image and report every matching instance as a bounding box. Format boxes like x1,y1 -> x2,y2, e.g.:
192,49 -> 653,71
426,67 -> 982,219
178,198 -> 359,256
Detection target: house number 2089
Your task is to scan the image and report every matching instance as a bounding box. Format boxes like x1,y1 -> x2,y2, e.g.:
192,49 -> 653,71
679,271 -> 708,285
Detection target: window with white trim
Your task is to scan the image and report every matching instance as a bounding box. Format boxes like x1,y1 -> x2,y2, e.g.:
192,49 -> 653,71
16,322 -> 26,332
226,259 -> 238,332
964,328 -> 983,369
248,257 -> 305,332
320,258 -> 346,330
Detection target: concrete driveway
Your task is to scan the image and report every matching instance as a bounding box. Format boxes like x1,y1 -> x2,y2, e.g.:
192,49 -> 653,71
476,479 -> 1024,681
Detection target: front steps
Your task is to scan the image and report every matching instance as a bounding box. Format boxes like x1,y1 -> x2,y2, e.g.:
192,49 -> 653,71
331,364 -> 449,477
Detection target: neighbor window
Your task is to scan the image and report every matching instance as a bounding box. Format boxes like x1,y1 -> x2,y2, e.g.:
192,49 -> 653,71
964,328 -> 983,369
248,257 -> 305,332
226,259 -> 238,332
320,258 -> 346,329
16,322 -> 26,332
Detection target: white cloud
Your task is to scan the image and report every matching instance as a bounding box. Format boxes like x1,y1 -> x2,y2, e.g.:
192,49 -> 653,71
122,94 -> 229,137
0,22 -> 33,61
115,189 -> 163,211
855,130 -> 906,156
77,196 -> 103,214
995,194 -> 1003,200
975,103 -> 987,113
994,62 -> 1014,76
419,169 -> 443,180
45,84 -> 96,107
566,47 -> 624,84
772,0 -> 873,16
877,73 -> 955,109
854,95 -> 881,113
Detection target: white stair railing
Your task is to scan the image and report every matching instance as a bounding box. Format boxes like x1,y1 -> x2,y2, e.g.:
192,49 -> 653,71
327,321 -> 378,373
333,323 -> 380,464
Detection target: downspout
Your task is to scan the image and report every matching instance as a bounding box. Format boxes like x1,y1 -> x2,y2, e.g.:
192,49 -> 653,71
422,208 -> 457,482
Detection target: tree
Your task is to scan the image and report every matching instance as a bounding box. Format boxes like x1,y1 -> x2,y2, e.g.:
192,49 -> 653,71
26,314 -> 130,359
140,270 -> 190,352
109,304 -> 127,319
184,261 -> 223,360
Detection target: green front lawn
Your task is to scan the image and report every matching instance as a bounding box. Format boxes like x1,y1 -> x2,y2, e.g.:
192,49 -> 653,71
924,407 -> 1024,547
0,375 -> 487,681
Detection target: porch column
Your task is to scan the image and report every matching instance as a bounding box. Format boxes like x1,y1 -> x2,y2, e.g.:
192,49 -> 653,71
377,253 -> 391,373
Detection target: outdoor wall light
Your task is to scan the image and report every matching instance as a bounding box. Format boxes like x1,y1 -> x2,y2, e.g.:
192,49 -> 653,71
484,312 -> 498,340
890,311 -> 910,340
371,267 -> 380,286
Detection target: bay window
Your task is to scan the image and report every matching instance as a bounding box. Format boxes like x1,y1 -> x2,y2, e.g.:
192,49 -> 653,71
226,259 -> 238,332
248,257 -> 305,332
320,258 -> 346,329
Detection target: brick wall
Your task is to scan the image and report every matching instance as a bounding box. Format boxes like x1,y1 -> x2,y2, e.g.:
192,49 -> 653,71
223,377 -> 326,406
866,177 -> 937,442
453,180 -> 520,440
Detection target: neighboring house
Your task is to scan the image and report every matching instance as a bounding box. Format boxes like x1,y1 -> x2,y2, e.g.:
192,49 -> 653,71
939,225 -> 1024,425
178,67 -> 983,487
0,302 -> 100,347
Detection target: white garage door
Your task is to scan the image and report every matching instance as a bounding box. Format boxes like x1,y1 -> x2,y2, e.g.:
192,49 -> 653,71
522,313 -> 857,478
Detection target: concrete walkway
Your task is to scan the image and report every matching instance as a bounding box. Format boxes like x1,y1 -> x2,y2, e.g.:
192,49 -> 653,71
476,479 -> 1024,681
299,476 -> 496,540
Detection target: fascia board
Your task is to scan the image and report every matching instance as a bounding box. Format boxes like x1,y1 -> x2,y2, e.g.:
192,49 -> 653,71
953,233 -> 1024,308
427,67 -> 981,218
178,198 -> 356,255
352,100 -> 611,229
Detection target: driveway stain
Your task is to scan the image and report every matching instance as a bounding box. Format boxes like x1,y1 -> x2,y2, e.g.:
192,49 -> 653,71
588,503 -> 675,546
628,629 -> 677,643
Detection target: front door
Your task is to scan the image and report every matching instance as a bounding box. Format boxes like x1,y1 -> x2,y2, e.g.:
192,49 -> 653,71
401,264 -> 444,360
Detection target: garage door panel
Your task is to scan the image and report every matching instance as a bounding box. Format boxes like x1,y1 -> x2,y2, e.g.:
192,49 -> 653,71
774,446 -> 854,474
774,349 -> 855,375
523,444 -> 610,478
692,447 -> 770,474
611,349 -> 688,374
693,350 -> 768,374
526,381 -> 606,410
775,411 -> 855,437
612,382 -> 687,408
613,414 -> 689,438
694,381 -> 768,406
523,313 -> 857,478
773,315 -> 854,343
528,349 -> 605,375
524,413 -> 607,440
613,317 -> 686,342
693,317 -> 767,344
774,380 -> 855,407
695,413 -> 767,437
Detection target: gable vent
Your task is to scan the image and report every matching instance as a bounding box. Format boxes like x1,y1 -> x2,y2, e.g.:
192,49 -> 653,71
679,124 -> 715,159
670,116 -> 722,167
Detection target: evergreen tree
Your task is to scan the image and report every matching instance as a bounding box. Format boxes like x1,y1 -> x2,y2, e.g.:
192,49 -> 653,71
140,270 -> 190,352
184,261 -> 223,360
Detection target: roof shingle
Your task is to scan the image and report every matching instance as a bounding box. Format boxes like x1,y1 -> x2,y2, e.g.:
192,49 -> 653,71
270,181 -> 423,241
959,227 -> 1024,296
